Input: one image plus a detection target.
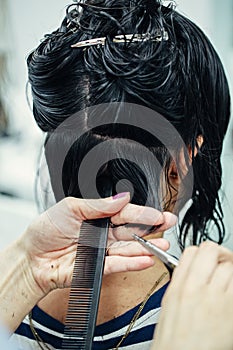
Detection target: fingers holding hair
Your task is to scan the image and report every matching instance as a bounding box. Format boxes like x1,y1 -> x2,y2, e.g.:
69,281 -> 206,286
164,241 -> 233,304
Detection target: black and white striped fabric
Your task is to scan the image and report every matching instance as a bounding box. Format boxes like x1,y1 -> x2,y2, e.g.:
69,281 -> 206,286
10,282 -> 169,350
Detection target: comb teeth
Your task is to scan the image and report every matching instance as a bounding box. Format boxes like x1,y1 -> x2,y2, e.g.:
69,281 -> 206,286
62,219 -> 109,350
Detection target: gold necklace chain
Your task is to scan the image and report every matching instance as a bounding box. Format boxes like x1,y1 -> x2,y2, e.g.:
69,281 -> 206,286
114,271 -> 168,350
29,311 -> 51,350
28,271 -> 168,350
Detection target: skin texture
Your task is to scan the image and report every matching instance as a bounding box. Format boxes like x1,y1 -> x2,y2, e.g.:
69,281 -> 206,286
0,194 -> 174,332
1,196 -> 233,350
153,241 -> 233,350
36,195 -> 176,324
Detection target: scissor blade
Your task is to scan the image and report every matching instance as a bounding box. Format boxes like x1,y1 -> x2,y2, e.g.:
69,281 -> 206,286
132,233 -> 179,270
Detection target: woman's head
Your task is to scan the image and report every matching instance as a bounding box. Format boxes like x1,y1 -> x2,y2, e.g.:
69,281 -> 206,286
28,0 -> 231,247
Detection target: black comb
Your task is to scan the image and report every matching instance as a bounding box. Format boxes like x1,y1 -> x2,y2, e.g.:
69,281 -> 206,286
62,217 -> 110,349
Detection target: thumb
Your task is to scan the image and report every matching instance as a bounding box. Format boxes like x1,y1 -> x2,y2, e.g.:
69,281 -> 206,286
67,192 -> 131,220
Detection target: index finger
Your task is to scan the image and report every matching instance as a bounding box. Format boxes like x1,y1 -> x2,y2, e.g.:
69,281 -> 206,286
66,193 -> 131,220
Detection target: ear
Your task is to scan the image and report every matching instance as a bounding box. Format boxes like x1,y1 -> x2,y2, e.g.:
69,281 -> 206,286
188,135 -> 204,158
168,135 -> 204,182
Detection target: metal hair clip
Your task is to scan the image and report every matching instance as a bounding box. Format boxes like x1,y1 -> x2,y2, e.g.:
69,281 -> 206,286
71,31 -> 168,49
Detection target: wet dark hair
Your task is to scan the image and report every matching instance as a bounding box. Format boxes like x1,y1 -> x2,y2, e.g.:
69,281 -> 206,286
27,0 -> 231,248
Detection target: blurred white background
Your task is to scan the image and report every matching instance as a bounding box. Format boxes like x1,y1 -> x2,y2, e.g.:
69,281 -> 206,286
0,0 -> 232,249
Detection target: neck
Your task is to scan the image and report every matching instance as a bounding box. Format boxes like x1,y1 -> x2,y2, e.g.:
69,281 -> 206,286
38,257 -> 169,325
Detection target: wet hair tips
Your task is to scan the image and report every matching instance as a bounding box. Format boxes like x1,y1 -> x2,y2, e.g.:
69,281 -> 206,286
28,0 -> 231,247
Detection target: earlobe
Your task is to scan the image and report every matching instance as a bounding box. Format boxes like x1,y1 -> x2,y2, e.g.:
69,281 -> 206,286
166,136 -> 203,211
197,135 -> 204,149
168,135 -> 204,185
188,135 -> 204,159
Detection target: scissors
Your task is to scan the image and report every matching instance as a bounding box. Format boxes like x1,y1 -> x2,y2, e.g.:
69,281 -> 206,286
132,233 -> 179,275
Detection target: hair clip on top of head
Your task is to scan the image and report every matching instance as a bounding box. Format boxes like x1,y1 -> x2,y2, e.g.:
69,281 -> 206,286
71,31 -> 169,49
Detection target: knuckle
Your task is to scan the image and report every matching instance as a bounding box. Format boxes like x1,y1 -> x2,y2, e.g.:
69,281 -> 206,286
199,240 -> 216,249
63,196 -> 76,210
152,212 -> 163,225
183,245 -> 198,256
112,211 -> 125,225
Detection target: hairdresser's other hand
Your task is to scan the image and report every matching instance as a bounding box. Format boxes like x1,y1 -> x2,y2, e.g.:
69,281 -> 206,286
153,241 -> 233,350
22,194 -> 175,297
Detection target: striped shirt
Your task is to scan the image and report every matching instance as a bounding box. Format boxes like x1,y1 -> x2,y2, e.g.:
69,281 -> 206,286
10,282 -> 168,350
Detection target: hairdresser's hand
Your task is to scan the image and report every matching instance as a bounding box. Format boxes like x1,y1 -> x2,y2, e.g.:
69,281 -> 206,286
22,193 -> 176,296
153,241 -> 233,350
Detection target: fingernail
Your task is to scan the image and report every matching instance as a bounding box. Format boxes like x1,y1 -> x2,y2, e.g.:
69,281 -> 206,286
112,192 -> 129,200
